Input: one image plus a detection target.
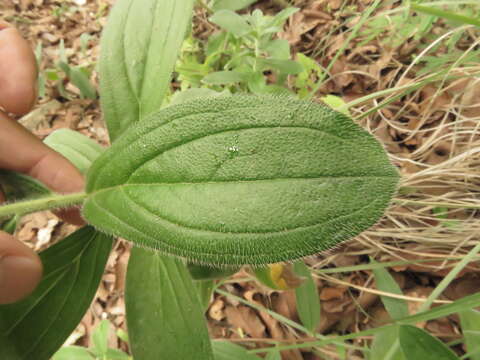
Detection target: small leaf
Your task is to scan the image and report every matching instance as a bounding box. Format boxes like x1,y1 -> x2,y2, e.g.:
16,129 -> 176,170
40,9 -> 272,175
203,71 -> 246,85
398,325 -> 459,360
209,10 -> 251,37
262,39 -> 290,60
0,227 -> 113,360
369,326 -> 405,360
126,248 -> 214,359
212,0 -> 258,12
459,309 -> 480,360
294,261 -> 321,332
258,58 -> 303,75
52,346 -> 95,360
91,320 -> 110,356
321,95 -> 350,116
68,67 -> 97,100
212,341 -> 261,360
84,95 -> 399,266
44,129 -> 104,174
100,0 -> 194,141
372,260 -> 408,320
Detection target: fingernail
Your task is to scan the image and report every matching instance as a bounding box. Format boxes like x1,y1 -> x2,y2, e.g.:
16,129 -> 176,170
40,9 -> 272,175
0,256 -> 42,304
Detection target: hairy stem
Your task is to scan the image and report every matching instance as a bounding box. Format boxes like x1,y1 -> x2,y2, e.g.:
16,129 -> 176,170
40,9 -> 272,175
0,192 -> 88,220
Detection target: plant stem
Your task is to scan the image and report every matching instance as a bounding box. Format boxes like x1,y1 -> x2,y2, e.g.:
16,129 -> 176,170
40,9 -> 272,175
0,192 -> 88,220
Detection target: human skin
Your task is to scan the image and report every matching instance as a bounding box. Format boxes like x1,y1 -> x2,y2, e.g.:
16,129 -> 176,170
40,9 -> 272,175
0,22 -> 84,304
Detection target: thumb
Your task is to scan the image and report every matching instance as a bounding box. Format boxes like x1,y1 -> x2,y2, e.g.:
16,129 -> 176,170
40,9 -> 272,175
0,231 -> 42,304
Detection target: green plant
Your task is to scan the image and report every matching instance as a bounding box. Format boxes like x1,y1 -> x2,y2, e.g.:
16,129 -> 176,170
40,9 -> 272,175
176,6 -> 303,95
5,1 -> 477,359
52,320 -> 131,360
36,39 -> 97,100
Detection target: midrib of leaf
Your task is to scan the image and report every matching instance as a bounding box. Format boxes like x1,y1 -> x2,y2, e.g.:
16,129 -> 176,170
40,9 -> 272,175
89,185 -> 382,235
121,1 -> 140,113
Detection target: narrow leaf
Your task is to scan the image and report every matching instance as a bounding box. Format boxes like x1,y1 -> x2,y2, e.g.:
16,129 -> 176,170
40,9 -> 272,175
258,58 -> 303,75
369,326 -> 405,360
459,309 -> 480,360
125,248 -> 214,359
398,325 -> 459,360
99,0 -> 194,141
209,10 -> 251,37
91,320 -> 110,356
203,71 -> 246,85
212,0 -> 258,12
0,227 -> 113,360
84,95 -> 399,266
44,129 -> 104,174
68,67 -> 97,100
372,261 -> 408,320
212,341 -> 261,360
294,261 -> 320,332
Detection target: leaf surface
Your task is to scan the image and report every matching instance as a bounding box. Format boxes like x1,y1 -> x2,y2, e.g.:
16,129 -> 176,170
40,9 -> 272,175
99,0 -> 194,141
84,95 -> 399,265
125,248 -> 214,359
44,129 -> 104,174
294,261 -> 320,332
0,227 -> 113,360
398,325 -> 459,360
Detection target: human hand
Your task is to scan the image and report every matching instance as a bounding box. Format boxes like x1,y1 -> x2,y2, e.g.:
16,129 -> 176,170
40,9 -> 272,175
0,21 -> 84,304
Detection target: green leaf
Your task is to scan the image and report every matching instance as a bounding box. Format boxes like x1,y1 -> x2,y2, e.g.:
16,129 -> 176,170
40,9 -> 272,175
188,263 -> 238,280
411,4 -> 480,27
369,326 -> 405,360
209,10 -> 251,37
212,0 -> 258,12
0,170 -> 51,199
212,341 -> 261,360
321,95 -> 350,116
258,58 -> 303,75
125,248 -> 214,359
262,39 -> 290,60
265,349 -> 281,360
52,346 -> 95,360
44,129 -> 104,174
91,320 -> 110,356
170,88 -> 226,106
203,71 -> 247,85
99,0 -> 194,142
195,279 -> 215,311
104,348 -> 131,360
0,227 -> 113,360
83,95 -> 399,266
372,261 -> 408,320
459,310 -> 480,360
293,261 -> 320,333
398,325 -> 459,360
68,67 -> 97,100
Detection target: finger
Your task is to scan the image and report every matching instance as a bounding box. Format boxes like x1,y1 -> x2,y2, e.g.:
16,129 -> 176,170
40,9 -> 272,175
0,231 -> 42,304
0,21 -> 38,115
0,111 -> 85,224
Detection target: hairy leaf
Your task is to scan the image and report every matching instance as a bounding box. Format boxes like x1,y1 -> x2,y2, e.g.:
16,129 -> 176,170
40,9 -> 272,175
84,95 -> 399,266
99,0 -> 194,142
125,248 -> 214,359
44,129 -> 104,174
0,227 -> 113,360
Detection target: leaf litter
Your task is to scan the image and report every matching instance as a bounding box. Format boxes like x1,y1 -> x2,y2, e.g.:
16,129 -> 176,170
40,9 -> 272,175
1,0 -> 480,358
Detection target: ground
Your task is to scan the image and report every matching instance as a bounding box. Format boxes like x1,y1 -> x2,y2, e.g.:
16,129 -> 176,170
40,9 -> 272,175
1,0 -> 480,359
